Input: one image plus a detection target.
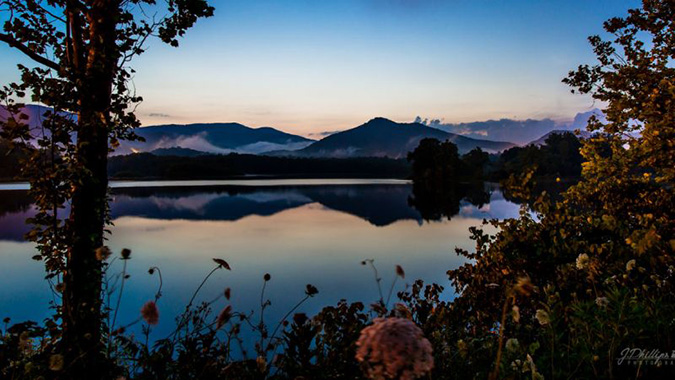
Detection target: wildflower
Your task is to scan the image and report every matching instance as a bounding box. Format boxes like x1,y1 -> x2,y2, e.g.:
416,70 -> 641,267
595,297 -> 609,308
121,248 -> 132,260
49,354 -> 64,371
505,338 -> 519,353
112,327 -> 125,336
514,276 -> 534,296
396,265 -> 405,279
511,305 -> 520,323
95,246 -> 111,261
141,301 -> 159,325
264,273 -> 271,282
394,303 -> 412,319
256,356 -> 267,373
19,331 -> 30,351
626,259 -> 636,272
576,253 -> 590,269
511,359 -> 524,372
456,339 -> 467,353
356,317 -> 434,380
216,305 -> 232,329
535,309 -> 550,326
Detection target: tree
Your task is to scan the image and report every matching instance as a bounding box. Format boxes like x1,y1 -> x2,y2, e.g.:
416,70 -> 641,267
460,147 -> 489,179
439,1 -> 675,378
0,1 -> 213,377
407,138 -> 461,186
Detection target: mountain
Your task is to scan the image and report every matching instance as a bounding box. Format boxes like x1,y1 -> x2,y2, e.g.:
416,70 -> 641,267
272,118 -> 515,158
415,109 -> 606,145
0,105 -> 314,155
528,130 -> 594,146
0,104 -> 76,138
116,123 -> 314,155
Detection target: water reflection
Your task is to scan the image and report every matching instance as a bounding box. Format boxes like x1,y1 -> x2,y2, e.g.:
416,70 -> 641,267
0,183 -> 515,242
0,181 -> 520,339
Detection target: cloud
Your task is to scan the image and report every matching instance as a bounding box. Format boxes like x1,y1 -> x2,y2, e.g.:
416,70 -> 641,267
148,113 -> 171,118
413,109 -> 605,145
308,130 -> 341,139
152,133 -> 234,154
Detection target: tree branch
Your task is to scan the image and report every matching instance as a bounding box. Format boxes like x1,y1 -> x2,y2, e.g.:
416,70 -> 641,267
0,32 -> 60,71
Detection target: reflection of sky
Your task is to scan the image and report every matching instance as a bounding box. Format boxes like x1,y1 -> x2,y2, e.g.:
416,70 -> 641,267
0,184 -> 520,348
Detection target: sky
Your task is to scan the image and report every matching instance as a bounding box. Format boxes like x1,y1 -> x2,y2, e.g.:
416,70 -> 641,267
0,0 -> 640,137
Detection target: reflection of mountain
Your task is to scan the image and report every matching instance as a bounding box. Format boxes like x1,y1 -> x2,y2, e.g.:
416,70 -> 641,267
296,186 -> 422,227
0,184 -> 519,242
110,188 -> 312,221
108,185 -> 422,226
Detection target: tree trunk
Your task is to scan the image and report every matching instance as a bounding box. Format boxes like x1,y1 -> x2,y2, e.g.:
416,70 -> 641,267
61,1 -> 119,378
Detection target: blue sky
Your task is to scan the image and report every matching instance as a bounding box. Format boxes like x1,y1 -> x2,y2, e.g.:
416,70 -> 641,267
0,0 -> 639,136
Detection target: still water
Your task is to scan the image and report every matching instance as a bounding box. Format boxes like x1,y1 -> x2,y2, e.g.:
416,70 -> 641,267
0,180 -> 519,340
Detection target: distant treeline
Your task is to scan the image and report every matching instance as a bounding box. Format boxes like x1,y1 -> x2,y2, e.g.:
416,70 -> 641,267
1,132 -> 584,182
407,132 -> 584,186
107,153 -> 411,179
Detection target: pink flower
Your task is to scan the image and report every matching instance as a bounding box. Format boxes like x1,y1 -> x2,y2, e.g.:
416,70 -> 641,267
141,301 -> 159,325
356,317 -> 434,380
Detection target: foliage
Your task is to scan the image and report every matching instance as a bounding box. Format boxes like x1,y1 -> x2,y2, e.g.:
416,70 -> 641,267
441,0 -> 675,378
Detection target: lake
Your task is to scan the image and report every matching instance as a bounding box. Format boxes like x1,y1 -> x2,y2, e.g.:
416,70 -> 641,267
0,180 -> 520,342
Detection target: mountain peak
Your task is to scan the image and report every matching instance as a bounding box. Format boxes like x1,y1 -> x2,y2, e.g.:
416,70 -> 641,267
284,118 -> 514,159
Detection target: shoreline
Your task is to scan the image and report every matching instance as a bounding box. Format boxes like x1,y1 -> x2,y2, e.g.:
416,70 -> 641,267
0,177 -> 412,191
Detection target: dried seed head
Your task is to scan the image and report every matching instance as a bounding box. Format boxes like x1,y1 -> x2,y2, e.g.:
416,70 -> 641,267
213,258 -> 231,270
396,265 -> 405,279
216,305 -> 232,329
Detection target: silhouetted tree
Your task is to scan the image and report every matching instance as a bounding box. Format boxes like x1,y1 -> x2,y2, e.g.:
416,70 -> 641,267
460,147 -> 489,179
407,138 -> 462,186
0,1 -> 213,377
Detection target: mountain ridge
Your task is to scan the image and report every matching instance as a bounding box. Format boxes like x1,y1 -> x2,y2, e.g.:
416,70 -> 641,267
270,117 -> 515,158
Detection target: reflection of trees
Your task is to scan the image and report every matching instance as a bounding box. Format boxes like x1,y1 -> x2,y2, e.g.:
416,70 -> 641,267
408,181 -> 489,221
0,190 -> 32,217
